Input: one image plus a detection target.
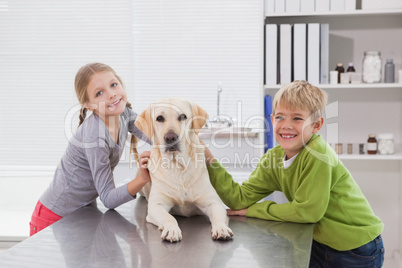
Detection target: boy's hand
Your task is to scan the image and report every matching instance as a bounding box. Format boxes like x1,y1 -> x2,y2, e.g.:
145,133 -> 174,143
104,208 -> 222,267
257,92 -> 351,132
226,208 -> 247,217
199,139 -> 216,165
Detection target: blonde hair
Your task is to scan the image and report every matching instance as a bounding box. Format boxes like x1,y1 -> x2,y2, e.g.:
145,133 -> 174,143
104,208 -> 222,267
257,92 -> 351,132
74,63 -> 137,154
272,80 -> 328,122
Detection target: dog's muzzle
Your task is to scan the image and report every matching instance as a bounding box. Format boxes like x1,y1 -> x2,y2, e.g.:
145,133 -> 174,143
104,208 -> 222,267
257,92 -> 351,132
164,131 -> 180,152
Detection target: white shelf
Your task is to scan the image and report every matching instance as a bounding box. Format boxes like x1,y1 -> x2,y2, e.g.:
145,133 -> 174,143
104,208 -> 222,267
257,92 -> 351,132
337,145 -> 402,160
339,153 -> 402,160
264,83 -> 402,91
265,9 -> 402,18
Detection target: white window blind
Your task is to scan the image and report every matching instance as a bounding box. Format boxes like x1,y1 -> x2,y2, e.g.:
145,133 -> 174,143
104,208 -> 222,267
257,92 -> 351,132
0,0 -> 263,168
0,0 -> 134,166
132,0 -> 263,127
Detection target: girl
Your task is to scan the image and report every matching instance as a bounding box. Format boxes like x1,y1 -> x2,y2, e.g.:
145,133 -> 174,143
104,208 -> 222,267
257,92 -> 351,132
30,63 -> 151,236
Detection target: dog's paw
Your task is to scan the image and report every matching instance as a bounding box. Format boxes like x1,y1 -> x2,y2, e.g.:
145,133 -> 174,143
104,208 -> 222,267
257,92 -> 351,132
211,223 -> 234,240
160,224 -> 182,243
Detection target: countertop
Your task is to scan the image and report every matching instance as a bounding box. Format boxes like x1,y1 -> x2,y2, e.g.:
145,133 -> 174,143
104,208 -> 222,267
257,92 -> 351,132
0,197 -> 313,267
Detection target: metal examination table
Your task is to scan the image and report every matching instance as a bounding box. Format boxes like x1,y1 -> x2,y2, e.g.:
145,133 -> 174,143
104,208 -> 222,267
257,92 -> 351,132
0,197 -> 313,267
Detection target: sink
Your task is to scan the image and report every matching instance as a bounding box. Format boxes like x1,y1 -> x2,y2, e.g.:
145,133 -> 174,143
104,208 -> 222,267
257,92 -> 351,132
200,126 -> 253,133
199,125 -> 257,138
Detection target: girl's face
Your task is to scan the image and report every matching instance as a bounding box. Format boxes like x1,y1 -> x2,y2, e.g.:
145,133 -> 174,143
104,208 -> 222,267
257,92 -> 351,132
271,103 -> 323,159
85,71 -> 127,121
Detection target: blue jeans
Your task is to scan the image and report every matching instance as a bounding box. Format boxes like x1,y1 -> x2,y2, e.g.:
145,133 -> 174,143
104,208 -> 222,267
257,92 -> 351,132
309,235 -> 384,268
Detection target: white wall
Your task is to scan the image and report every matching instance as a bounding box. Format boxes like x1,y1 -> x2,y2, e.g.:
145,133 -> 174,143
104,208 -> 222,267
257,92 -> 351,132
0,0 -> 264,239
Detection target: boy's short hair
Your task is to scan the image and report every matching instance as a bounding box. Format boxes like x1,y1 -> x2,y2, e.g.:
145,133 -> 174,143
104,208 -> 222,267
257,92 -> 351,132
272,80 -> 328,122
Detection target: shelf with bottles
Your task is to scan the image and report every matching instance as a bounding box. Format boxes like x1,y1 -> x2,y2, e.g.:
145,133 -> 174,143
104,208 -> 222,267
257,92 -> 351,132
337,145 -> 402,160
264,83 -> 402,94
265,8 -> 402,18
264,10 -> 402,90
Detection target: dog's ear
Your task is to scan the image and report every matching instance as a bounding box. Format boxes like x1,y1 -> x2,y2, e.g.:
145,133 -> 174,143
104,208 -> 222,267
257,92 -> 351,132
135,106 -> 154,139
190,102 -> 209,135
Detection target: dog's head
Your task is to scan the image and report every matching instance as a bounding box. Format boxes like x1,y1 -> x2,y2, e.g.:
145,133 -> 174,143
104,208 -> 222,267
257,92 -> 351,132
135,98 -> 208,155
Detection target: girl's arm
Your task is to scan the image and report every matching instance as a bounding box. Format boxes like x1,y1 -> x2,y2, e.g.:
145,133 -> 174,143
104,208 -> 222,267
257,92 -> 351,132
127,151 -> 151,196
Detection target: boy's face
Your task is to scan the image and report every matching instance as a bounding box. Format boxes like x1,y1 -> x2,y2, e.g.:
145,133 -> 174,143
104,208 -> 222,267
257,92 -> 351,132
271,104 -> 323,159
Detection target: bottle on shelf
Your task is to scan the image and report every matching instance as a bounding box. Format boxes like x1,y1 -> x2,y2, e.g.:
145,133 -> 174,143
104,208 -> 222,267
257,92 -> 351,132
347,62 -> 355,73
384,59 -> 395,83
362,51 -> 382,83
367,134 -> 378,154
347,143 -> 353,154
378,133 -> 394,155
335,63 -> 345,84
359,144 -> 365,155
344,62 -> 356,84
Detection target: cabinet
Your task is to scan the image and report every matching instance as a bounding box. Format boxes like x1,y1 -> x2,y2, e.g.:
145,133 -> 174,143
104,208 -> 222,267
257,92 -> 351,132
264,9 -> 402,267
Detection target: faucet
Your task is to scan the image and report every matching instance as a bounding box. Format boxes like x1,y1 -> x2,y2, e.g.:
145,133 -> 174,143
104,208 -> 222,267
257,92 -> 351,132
205,83 -> 233,128
217,83 -> 222,117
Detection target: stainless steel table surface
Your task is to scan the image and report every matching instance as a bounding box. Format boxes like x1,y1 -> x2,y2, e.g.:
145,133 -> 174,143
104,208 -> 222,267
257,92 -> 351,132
0,197 -> 313,267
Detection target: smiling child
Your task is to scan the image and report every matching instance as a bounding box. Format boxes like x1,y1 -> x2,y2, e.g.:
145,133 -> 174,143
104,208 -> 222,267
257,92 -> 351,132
203,80 -> 384,267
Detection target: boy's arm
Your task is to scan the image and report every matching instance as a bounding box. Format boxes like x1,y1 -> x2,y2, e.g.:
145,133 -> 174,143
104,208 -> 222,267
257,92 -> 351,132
246,154 -> 332,223
206,153 -> 277,210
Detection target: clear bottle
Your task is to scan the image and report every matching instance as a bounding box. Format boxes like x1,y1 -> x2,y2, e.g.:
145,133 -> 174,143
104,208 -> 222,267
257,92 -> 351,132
335,143 -> 343,154
347,143 -> 353,154
359,143 -> 365,154
335,63 -> 345,84
362,51 -> 382,83
384,59 -> 395,83
367,134 -> 377,154
377,133 -> 394,155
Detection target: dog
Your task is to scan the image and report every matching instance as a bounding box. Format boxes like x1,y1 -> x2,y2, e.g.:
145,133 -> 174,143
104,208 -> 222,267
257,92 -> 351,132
134,98 -> 233,242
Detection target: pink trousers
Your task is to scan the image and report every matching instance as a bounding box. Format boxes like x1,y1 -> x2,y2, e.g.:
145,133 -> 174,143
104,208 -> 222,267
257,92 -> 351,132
30,201 -> 62,236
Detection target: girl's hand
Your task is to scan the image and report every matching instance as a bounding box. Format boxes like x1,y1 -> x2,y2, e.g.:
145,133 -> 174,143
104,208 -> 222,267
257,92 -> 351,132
139,151 -> 151,183
127,151 -> 152,196
226,208 -> 247,217
139,151 -> 151,168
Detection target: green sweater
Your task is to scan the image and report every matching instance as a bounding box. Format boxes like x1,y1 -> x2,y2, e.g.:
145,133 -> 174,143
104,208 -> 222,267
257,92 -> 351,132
207,134 -> 383,251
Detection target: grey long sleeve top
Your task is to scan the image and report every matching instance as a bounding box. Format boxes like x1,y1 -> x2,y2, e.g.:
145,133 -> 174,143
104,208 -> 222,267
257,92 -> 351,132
40,107 -> 151,217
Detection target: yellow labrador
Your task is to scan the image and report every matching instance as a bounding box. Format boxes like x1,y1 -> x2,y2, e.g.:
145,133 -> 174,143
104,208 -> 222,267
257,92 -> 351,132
135,98 -> 233,242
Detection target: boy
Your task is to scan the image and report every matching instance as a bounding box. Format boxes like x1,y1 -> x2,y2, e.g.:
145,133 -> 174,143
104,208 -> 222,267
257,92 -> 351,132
204,81 -> 384,267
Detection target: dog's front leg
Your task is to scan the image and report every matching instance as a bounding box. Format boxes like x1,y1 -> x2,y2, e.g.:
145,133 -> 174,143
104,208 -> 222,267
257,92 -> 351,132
197,199 -> 234,240
147,197 -> 182,243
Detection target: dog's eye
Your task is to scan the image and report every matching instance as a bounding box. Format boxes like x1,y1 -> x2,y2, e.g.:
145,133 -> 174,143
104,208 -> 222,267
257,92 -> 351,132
156,115 -> 165,122
178,114 -> 187,121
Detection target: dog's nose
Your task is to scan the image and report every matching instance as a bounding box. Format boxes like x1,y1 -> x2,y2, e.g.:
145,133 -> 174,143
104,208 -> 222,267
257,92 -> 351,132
164,131 -> 178,144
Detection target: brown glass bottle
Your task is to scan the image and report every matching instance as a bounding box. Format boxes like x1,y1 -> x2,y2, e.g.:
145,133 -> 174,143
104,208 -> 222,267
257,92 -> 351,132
367,134 -> 377,154
347,62 -> 355,72
335,63 -> 345,83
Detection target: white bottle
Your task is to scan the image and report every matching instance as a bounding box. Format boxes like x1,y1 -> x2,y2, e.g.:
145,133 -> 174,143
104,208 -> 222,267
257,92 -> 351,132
384,59 -> 395,83
378,134 -> 394,155
362,51 -> 382,83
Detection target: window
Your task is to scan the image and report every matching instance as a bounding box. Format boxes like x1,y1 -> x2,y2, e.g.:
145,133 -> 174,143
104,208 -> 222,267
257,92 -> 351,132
132,0 -> 263,128
0,0 -> 134,166
0,0 -> 263,169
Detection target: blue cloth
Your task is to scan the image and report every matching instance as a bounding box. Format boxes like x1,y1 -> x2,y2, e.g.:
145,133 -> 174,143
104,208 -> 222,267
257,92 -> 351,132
264,95 -> 273,151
